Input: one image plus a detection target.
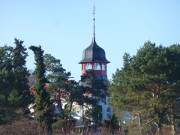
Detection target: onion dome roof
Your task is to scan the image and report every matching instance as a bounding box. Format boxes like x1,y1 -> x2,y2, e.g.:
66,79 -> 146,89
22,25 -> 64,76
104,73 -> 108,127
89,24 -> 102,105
79,38 -> 110,63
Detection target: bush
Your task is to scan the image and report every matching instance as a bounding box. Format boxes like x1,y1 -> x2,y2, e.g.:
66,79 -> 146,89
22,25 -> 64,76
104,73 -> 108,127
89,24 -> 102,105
104,113 -> 119,132
0,116 -> 38,135
52,119 -> 66,132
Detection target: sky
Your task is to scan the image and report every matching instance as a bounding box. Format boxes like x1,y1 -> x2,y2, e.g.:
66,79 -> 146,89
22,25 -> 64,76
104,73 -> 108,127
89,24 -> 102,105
0,0 -> 180,81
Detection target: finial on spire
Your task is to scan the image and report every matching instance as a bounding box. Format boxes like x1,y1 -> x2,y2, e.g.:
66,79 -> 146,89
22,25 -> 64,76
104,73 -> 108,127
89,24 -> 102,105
93,0 -> 95,42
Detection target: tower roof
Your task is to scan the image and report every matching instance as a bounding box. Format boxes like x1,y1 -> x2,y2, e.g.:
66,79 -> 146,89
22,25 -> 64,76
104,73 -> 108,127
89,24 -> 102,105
79,4 -> 110,64
79,39 -> 110,63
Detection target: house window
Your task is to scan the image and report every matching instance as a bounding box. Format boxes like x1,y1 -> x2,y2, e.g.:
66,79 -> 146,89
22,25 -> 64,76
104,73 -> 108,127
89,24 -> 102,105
102,64 -> 106,71
85,63 -> 91,70
93,63 -> 101,70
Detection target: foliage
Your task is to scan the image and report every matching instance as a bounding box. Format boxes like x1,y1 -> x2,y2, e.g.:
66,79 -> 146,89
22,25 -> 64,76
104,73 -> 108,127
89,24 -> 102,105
104,113 -> 119,132
29,46 -> 51,111
0,45 -> 14,98
44,53 -> 71,87
0,45 -> 15,124
0,95 -> 17,124
52,119 -> 66,132
70,86 -> 84,105
44,54 -> 71,112
0,39 -> 31,124
29,45 -> 53,134
76,70 -> 106,125
108,41 -> 180,135
0,116 -> 38,135
11,38 -> 31,108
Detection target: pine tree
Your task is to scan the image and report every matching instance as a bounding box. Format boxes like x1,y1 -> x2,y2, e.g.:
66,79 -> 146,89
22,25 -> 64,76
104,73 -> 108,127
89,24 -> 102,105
0,45 -> 14,100
0,45 -> 15,124
9,38 -> 31,109
29,46 -> 53,135
79,70 -> 105,125
105,113 -> 119,134
108,42 -> 180,135
44,54 -> 71,112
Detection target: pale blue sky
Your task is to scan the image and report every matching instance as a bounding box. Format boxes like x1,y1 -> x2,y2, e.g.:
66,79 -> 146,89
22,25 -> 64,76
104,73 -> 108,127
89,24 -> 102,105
0,0 -> 180,81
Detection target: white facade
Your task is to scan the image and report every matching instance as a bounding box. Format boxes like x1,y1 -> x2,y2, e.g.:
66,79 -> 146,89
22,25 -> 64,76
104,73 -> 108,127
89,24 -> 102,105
70,96 -> 112,126
28,95 -> 112,126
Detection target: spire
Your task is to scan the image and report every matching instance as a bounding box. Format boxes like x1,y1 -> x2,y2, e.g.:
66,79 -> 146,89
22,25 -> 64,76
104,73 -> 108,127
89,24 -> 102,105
93,1 -> 95,42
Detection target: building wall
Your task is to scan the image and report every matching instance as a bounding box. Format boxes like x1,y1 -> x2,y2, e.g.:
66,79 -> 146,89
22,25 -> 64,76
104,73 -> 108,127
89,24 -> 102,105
71,96 -> 112,126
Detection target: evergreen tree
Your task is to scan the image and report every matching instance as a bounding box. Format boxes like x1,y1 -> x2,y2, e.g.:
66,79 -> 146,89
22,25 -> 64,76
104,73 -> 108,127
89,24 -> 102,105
44,53 -> 71,113
29,46 -> 53,135
108,42 -> 180,135
79,70 -> 105,125
69,85 -> 84,111
164,44 -> 180,135
105,113 -> 119,134
0,45 -> 15,124
9,38 -> 31,109
0,45 -> 14,99
0,40 -> 30,123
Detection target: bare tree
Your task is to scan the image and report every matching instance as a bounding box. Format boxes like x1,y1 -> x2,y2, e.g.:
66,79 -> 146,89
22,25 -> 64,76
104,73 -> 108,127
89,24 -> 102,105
28,69 -> 36,88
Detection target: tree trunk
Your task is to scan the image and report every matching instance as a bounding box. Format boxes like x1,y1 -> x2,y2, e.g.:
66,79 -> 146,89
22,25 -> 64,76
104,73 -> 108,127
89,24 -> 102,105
69,99 -> 73,112
154,122 -> 162,135
57,90 -> 62,112
170,110 -> 177,135
171,124 -> 176,135
138,115 -> 143,135
82,104 -> 84,122
157,123 -> 162,135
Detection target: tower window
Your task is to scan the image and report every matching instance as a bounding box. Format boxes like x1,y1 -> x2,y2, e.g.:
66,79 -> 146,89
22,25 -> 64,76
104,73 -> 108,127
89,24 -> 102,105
102,64 -> 106,71
93,63 -> 101,70
85,63 -> 92,70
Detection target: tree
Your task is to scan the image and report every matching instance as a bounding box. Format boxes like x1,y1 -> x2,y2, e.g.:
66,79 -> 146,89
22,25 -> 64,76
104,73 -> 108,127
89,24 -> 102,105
0,45 -> 18,124
69,85 -> 84,112
44,53 -> 71,113
105,113 -> 119,134
29,46 -> 53,135
108,41 -> 180,135
164,44 -> 180,135
28,69 -> 36,88
0,39 -> 31,124
9,38 -> 31,109
78,70 -> 105,125
0,45 -> 14,100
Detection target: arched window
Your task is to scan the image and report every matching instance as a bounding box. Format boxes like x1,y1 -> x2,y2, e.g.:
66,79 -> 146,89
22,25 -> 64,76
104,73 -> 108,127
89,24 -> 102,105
102,64 -> 106,71
85,63 -> 91,70
93,63 -> 101,70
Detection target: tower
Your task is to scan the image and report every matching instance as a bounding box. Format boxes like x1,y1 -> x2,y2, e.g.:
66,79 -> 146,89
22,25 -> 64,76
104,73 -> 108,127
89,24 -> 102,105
79,5 -> 110,81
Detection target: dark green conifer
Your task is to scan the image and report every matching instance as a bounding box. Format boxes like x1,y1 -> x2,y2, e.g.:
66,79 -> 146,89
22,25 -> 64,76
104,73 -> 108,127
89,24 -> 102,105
79,70 -> 105,125
105,113 -> 119,134
0,46 -> 14,100
29,45 -> 53,135
9,38 -> 31,109
108,42 -> 180,135
0,45 -> 15,124
44,54 -> 71,112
